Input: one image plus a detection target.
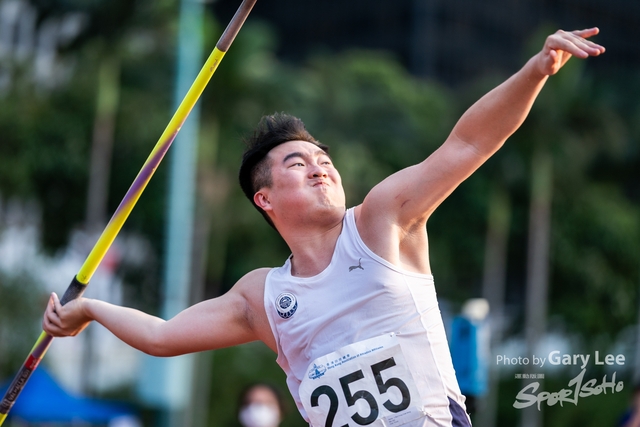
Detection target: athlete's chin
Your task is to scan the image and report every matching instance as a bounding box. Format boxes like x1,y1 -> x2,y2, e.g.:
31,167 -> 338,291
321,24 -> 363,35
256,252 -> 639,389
318,196 -> 345,210
317,190 -> 345,208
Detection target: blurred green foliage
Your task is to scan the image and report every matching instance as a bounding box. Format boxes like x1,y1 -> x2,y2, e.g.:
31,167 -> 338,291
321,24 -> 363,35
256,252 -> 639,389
0,2 -> 639,426
0,271 -> 46,380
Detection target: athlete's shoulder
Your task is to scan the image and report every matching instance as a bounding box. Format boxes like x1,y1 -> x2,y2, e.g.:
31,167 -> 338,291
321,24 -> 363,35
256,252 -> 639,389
235,268 -> 271,292
242,267 -> 272,282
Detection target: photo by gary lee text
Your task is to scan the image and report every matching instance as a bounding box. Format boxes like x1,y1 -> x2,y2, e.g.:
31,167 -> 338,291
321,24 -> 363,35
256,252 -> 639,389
496,351 -> 625,370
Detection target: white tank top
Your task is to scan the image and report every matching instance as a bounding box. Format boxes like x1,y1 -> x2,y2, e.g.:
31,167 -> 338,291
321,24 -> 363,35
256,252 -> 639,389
264,208 -> 470,427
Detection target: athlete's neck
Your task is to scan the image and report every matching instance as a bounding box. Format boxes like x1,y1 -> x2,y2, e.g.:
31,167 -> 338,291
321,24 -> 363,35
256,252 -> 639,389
285,219 -> 343,278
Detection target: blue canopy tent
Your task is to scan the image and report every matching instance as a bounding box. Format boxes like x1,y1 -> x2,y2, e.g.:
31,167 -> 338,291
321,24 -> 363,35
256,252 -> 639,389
0,367 -> 136,424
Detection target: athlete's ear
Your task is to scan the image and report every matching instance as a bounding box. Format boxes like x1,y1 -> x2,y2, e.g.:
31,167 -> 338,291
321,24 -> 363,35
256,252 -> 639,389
254,190 -> 272,212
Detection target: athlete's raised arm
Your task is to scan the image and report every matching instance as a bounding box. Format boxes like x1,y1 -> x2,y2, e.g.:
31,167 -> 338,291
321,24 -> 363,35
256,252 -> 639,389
42,268 -> 275,356
360,28 -> 604,233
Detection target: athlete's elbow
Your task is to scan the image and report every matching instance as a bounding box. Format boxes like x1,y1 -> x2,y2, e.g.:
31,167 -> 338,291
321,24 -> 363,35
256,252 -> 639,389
141,341 -> 174,357
135,325 -> 178,357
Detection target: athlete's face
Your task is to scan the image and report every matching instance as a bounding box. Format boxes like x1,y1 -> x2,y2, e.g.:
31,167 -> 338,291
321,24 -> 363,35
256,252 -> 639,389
253,140 -> 346,225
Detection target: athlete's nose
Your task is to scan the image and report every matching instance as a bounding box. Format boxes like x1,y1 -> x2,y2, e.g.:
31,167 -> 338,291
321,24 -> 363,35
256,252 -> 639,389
309,163 -> 328,178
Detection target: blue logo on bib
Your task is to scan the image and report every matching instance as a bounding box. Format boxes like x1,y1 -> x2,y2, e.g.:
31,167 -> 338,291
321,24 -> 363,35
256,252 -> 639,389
308,363 -> 326,379
275,292 -> 298,319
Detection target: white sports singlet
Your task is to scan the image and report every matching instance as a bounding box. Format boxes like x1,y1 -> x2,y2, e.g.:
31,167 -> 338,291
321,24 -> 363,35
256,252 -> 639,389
263,208 -> 471,427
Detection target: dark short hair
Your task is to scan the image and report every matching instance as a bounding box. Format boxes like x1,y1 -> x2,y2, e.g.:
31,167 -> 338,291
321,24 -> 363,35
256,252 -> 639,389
239,113 -> 329,228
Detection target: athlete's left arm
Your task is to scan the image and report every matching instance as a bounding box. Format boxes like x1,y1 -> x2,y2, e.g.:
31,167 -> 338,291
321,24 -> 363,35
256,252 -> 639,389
360,29 -> 604,232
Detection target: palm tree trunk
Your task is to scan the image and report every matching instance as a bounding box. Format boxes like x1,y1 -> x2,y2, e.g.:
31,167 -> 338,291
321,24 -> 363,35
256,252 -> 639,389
85,55 -> 120,232
477,184 -> 511,427
521,149 -> 553,427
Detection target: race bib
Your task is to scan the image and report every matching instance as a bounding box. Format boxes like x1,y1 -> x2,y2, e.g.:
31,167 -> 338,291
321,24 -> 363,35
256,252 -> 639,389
299,333 -> 425,427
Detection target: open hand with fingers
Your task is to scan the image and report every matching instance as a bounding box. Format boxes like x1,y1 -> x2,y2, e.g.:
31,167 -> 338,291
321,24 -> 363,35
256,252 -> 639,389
42,292 -> 92,337
535,27 -> 605,76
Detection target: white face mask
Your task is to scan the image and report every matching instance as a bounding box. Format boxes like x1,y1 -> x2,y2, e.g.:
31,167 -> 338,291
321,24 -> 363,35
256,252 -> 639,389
239,403 -> 280,427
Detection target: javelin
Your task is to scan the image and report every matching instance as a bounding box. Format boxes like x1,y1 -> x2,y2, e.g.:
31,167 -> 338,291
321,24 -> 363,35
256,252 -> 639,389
0,0 -> 257,423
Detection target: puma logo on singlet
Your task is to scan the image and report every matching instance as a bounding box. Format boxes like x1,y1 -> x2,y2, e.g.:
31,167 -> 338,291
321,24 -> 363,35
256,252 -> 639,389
349,258 -> 364,272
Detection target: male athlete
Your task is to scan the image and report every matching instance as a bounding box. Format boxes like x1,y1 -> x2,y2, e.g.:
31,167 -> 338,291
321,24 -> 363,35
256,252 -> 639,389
44,28 -> 604,426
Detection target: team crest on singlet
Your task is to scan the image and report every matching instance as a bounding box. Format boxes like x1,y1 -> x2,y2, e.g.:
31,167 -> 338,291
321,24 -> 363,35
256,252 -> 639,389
275,292 -> 298,319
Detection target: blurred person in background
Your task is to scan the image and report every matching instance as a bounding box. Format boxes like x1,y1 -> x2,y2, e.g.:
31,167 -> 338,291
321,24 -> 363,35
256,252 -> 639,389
619,383 -> 640,427
238,382 -> 286,427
